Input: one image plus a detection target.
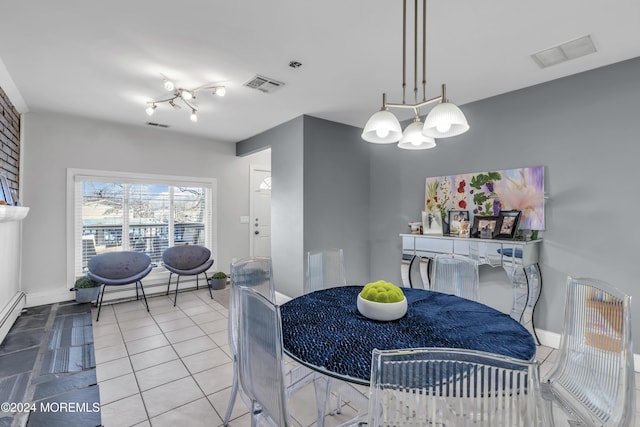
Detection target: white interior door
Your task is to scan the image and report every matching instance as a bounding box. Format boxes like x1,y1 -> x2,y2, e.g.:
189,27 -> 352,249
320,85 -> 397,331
250,165 -> 271,257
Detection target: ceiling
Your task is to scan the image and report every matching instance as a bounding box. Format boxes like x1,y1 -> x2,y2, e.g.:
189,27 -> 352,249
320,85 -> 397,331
0,1 -> 639,144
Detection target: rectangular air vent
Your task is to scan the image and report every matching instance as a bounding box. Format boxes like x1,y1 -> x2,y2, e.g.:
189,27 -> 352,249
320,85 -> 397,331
243,75 -> 285,93
146,122 -> 170,128
531,34 -> 597,68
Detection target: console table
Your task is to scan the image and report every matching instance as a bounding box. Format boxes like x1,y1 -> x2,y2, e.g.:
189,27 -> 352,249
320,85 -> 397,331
400,233 -> 542,343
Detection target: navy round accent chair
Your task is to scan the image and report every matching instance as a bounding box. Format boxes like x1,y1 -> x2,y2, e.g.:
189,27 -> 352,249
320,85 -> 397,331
162,245 -> 214,306
87,251 -> 153,321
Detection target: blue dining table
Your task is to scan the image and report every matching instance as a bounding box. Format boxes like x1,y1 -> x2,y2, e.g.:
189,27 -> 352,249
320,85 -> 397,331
280,286 -> 536,385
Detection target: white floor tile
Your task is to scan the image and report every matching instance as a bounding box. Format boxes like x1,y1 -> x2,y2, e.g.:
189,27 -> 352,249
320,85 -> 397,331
136,359 -> 190,391
192,362 -> 235,395
141,376 -> 205,418
164,324 -> 205,344
182,348 -> 232,375
99,373 -> 140,405
125,334 -> 171,355
97,356 -> 133,382
172,335 -> 217,358
100,393 -> 149,427
129,345 -> 179,371
148,397 -> 222,427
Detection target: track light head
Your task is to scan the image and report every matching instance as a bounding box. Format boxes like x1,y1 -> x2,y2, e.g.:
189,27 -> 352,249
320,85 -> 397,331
213,86 -> 226,97
145,103 -> 156,116
190,109 -> 198,122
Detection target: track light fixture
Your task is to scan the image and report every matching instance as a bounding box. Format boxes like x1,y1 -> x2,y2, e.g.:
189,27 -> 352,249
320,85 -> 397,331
145,75 -> 226,122
362,0 -> 469,149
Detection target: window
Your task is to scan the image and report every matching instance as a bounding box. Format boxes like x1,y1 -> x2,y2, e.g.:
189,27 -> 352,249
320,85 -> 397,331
67,169 -> 216,281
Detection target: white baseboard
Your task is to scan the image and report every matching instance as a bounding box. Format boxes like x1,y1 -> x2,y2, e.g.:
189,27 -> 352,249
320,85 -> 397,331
25,287 -> 74,307
535,328 -> 639,373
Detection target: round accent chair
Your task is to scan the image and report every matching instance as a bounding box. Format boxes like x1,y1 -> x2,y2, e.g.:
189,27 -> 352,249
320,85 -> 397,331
162,245 -> 214,306
87,251 -> 153,321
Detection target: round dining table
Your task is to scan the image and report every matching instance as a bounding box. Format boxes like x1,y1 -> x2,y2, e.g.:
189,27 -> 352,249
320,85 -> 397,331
280,286 -> 536,385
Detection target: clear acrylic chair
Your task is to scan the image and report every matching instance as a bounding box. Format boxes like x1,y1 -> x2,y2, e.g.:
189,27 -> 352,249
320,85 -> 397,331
541,277 -> 635,426
430,253 -> 479,301
305,248 -> 347,293
298,249 -> 368,418
235,282 -> 295,426
224,257 -> 323,426
367,347 -> 551,426
223,257 -> 272,425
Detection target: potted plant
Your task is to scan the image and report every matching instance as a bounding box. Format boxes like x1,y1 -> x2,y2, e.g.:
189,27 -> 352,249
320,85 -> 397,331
209,272 -> 228,290
70,275 -> 101,303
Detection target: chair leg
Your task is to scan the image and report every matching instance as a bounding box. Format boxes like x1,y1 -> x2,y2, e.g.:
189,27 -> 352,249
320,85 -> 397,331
196,274 -> 199,290
96,284 -> 106,321
166,272 -> 173,296
223,359 -> 239,426
204,272 -> 213,299
137,281 -> 150,312
173,275 -> 181,306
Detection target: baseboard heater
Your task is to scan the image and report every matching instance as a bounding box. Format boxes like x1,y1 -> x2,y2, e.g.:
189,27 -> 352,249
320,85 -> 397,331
0,291 -> 27,344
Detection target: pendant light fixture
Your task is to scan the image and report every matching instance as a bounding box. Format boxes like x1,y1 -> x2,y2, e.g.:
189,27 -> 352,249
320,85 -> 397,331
361,0 -> 469,148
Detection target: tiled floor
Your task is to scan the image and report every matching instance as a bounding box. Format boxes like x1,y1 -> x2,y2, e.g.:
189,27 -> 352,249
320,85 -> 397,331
3,288 -> 640,426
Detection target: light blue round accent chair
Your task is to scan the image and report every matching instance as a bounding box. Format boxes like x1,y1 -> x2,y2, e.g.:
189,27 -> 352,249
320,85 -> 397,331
162,245 -> 214,306
87,251 -> 153,321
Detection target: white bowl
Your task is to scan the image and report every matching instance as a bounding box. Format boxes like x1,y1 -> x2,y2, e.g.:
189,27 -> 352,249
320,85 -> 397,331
357,294 -> 408,321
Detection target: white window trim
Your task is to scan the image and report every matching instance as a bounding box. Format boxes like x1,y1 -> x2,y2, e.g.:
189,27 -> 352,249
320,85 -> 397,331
66,168 -> 217,287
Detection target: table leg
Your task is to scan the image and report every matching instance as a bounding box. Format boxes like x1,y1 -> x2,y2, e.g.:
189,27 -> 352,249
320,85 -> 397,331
312,375 -> 331,427
505,263 -> 541,344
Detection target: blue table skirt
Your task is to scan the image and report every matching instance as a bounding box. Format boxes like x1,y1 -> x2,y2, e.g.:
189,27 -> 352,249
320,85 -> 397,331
280,286 -> 536,384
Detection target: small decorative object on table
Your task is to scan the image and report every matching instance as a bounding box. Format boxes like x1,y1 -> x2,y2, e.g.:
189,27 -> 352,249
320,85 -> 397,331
408,221 -> 422,234
357,280 -> 407,321
495,210 -> 521,239
448,210 -> 469,235
471,215 -> 498,239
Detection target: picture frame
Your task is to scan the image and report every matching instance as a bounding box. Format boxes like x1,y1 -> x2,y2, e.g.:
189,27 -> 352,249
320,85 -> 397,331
0,175 -> 13,206
471,215 -> 499,239
447,210 -> 469,235
495,210 -> 521,239
422,210 -> 444,236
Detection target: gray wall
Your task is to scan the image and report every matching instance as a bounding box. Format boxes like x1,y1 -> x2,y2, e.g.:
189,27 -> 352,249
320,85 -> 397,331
238,116 -> 305,297
237,116 -> 371,296
303,116 -> 370,286
21,111 -> 269,304
369,57 -> 640,335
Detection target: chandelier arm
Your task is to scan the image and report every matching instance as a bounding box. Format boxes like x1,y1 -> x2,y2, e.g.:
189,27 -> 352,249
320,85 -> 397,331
147,94 -> 181,105
181,97 -> 198,111
386,94 -> 441,110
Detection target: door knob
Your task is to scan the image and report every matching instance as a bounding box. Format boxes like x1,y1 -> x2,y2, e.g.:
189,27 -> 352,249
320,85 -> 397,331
254,230 -> 259,235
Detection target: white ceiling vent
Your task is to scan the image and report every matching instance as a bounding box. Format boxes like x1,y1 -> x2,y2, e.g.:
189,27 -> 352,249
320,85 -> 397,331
531,34 -> 597,68
243,75 -> 285,93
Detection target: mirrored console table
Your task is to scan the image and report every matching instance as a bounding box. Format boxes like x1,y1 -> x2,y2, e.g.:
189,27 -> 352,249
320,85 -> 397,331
400,233 -> 542,343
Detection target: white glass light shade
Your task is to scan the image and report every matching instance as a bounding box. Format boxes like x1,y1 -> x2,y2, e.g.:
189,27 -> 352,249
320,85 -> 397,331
145,104 -> 156,116
181,89 -> 193,100
190,109 -> 198,122
398,120 -> 436,150
361,110 -> 402,144
423,102 -> 470,138
164,80 -> 175,91
214,86 -> 226,97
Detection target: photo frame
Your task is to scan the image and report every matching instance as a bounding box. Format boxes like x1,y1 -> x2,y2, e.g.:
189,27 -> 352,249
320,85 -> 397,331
495,210 -> 521,239
447,210 -> 469,235
471,215 -> 499,239
422,210 -> 444,236
0,175 -> 13,206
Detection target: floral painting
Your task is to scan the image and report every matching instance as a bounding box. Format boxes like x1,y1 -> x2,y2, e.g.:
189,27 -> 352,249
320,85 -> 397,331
425,166 -> 545,230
